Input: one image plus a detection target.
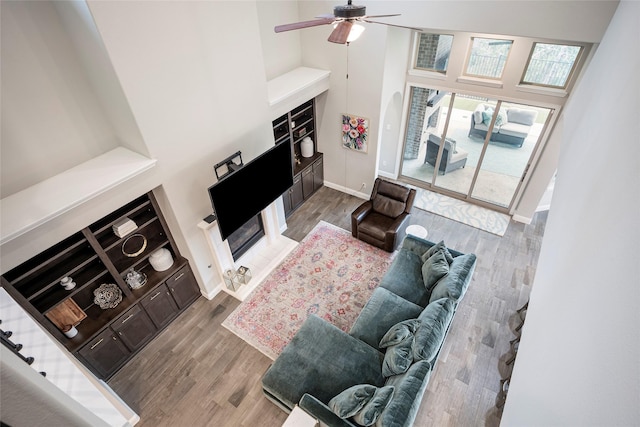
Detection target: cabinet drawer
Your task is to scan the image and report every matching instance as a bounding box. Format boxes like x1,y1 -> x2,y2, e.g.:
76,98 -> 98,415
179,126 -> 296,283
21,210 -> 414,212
313,158 -> 323,170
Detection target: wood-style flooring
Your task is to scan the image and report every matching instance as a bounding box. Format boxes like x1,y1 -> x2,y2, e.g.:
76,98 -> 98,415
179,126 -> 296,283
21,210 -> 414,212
108,186 -> 546,426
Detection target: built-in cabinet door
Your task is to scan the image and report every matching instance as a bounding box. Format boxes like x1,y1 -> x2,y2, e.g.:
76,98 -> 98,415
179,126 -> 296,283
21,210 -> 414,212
166,267 -> 200,309
111,305 -> 156,352
313,158 -> 324,192
141,284 -> 179,329
78,328 -> 130,379
302,167 -> 314,199
290,174 -> 304,209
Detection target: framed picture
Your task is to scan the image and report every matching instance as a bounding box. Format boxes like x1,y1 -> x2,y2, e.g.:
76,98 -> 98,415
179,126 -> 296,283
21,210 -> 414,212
342,114 -> 369,153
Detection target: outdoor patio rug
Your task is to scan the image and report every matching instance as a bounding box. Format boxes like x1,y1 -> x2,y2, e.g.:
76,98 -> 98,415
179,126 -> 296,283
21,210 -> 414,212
414,187 -> 510,236
222,221 -> 396,360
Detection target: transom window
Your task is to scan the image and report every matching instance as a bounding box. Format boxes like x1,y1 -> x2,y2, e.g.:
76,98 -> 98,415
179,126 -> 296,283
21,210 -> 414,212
521,42 -> 583,88
414,33 -> 454,73
465,37 -> 513,79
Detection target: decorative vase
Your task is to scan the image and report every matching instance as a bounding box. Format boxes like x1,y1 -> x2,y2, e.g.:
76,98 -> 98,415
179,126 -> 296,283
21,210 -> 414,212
301,137 -> 314,158
149,248 -> 174,272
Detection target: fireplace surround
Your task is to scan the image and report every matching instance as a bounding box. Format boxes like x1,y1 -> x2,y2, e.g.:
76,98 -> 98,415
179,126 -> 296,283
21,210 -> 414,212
198,201 -> 297,301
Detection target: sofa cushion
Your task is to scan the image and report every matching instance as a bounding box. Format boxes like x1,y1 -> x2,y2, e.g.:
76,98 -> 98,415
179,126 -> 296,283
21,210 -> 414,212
420,240 -> 453,265
379,248 -> 430,307
350,288 -> 424,349
429,253 -> 477,304
372,194 -> 406,218
352,386 -> 395,426
358,212 -> 397,241
379,320 -> 420,378
380,361 -> 432,427
414,298 -> 456,363
329,384 -> 378,418
507,108 -> 537,126
262,315 -> 385,410
421,250 -> 449,290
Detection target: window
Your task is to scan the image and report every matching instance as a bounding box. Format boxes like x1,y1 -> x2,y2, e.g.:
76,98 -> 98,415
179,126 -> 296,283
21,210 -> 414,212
414,33 -> 454,73
465,37 -> 513,79
521,43 -> 582,88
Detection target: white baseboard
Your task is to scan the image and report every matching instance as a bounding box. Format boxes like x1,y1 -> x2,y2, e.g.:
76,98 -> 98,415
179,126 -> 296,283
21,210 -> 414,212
201,282 -> 222,300
511,214 -> 532,224
324,181 -> 369,200
377,170 -> 397,180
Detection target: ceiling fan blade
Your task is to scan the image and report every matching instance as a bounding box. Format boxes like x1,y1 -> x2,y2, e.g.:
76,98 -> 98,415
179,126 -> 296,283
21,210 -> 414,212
275,18 -> 334,33
363,19 -> 423,32
328,20 -> 353,44
362,14 -> 401,18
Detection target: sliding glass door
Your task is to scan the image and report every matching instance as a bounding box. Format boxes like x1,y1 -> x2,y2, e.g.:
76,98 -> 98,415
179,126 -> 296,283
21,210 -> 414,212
400,86 -> 552,211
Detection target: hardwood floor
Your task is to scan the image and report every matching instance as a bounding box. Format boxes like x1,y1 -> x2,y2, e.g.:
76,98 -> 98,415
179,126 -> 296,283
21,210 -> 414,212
108,186 -> 546,426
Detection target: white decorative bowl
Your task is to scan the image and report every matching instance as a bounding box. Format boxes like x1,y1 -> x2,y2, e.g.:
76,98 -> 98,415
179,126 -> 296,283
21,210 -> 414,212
149,248 -> 174,272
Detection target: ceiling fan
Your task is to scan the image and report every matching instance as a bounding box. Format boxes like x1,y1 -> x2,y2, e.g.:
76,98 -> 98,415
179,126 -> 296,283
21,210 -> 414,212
274,0 -> 422,44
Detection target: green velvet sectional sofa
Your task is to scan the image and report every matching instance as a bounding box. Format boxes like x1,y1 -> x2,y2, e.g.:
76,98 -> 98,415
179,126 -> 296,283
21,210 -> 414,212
261,235 -> 477,427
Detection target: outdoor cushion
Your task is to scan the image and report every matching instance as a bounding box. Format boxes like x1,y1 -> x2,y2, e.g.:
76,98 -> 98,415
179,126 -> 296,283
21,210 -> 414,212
429,253 -> 477,304
350,287 -> 424,349
507,108 -> 537,126
499,121 -> 533,138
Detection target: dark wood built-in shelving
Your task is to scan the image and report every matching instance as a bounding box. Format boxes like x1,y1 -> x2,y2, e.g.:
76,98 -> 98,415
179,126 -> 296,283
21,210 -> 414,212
0,191 -> 201,379
273,98 -> 324,218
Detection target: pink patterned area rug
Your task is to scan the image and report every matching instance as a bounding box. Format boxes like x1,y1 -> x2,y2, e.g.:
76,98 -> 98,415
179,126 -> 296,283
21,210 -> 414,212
222,221 -> 396,360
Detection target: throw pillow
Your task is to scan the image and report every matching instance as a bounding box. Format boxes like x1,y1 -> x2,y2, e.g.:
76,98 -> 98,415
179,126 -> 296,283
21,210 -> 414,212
413,298 -> 456,363
421,240 -> 454,264
328,384 -> 377,418
379,320 -> 420,378
495,110 -> 507,127
381,335 -> 414,378
379,319 -> 420,348
352,386 -> 395,426
421,249 -> 449,290
482,107 -> 495,125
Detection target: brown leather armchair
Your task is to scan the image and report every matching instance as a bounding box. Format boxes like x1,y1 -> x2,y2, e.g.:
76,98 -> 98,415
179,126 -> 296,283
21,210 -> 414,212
351,178 -> 416,252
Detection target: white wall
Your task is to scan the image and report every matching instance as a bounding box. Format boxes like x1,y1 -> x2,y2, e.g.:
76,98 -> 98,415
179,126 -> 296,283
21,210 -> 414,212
87,1 -> 277,294
0,1 -> 119,197
256,0 -> 302,80
501,1 -> 640,424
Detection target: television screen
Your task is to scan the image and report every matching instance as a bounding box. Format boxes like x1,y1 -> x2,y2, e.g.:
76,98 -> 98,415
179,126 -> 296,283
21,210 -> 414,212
208,141 -> 293,240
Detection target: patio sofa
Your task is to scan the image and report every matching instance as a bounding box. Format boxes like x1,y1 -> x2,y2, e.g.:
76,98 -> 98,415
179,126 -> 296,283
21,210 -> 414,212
261,235 -> 477,427
424,133 -> 469,175
469,103 -> 538,148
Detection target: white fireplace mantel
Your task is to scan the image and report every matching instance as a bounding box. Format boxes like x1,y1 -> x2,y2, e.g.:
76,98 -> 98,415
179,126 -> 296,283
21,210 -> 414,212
198,202 -> 297,301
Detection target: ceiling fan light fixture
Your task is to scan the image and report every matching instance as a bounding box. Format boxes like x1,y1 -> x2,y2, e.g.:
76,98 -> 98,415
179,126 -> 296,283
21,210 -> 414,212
347,23 -> 365,42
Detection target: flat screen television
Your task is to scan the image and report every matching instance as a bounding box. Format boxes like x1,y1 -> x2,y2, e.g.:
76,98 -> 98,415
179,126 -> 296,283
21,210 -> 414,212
208,141 -> 293,240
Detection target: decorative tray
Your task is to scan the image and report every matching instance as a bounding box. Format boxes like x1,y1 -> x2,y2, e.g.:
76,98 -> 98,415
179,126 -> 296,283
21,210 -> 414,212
93,283 -> 123,310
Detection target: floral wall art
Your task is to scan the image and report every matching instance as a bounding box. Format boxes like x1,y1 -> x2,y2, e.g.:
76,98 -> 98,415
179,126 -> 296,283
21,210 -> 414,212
342,114 -> 369,153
